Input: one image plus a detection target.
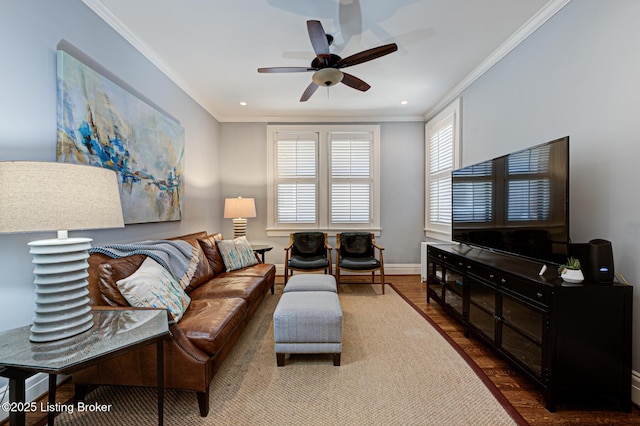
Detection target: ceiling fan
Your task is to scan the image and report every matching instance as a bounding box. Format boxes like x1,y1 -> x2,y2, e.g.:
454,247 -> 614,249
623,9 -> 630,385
257,20 -> 398,102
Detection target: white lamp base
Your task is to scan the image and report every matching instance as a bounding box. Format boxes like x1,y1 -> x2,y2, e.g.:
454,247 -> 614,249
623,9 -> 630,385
232,218 -> 248,239
28,237 -> 94,342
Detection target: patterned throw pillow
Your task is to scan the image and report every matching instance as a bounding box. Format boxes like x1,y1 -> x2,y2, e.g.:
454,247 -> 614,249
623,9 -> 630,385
117,257 -> 191,322
216,236 -> 259,271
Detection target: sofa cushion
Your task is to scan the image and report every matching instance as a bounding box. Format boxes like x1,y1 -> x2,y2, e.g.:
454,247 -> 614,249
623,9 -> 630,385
189,276 -> 265,307
116,257 -> 191,322
216,236 -> 258,271
98,254 -> 147,306
179,297 -> 247,356
197,234 -> 226,276
220,263 -> 276,279
177,236 -> 215,292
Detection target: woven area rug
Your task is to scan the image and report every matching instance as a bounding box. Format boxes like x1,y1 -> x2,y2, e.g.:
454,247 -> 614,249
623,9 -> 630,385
57,284 -> 524,425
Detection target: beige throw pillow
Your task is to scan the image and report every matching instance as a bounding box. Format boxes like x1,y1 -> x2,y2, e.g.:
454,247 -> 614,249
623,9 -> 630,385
117,257 -> 191,322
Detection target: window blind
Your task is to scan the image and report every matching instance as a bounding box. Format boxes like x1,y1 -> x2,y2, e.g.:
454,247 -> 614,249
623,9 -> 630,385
275,135 -> 317,223
330,134 -> 371,223
429,177 -> 452,224
427,120 -> 455,226
430,123 -> 453,174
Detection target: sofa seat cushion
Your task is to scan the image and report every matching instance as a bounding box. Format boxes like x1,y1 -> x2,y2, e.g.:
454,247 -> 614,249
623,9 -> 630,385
179,298 -> 247,356
189,276 -> 265,307
220,263 -> 276,279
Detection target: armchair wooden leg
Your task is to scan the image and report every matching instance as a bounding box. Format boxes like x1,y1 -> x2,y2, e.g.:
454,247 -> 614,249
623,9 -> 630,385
381,270 -> 385,295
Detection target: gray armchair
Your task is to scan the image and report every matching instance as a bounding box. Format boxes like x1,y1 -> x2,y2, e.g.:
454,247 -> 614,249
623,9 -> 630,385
335,232 -> 385,294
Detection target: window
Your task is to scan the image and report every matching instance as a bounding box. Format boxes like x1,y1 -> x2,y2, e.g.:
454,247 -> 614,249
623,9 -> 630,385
330,133 -> 371,224
267,125 -> 380,236
275,133 -> 317,223
425,99 -> 460,238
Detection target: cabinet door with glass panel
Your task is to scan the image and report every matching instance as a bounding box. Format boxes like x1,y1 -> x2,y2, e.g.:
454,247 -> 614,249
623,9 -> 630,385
442,258 -> 465,321
426,253 -> 445,304
467,275 -> 498,344
499,293 -> 547,382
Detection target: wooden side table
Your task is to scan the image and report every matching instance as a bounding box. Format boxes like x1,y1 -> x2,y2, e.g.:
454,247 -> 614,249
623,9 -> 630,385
0,309 -> 169,426
252,244 -> 274,293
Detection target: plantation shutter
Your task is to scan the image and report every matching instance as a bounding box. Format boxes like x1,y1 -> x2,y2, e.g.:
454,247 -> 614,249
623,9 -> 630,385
275,133 -> 318,223
330,132 -> 372,224
427,119 -> 454,226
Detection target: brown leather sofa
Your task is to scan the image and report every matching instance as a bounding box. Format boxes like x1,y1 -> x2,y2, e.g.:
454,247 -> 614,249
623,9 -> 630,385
72,231 -> 275,416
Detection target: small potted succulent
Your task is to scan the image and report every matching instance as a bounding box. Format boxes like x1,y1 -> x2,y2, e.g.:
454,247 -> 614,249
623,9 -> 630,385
558,257 -> 584,283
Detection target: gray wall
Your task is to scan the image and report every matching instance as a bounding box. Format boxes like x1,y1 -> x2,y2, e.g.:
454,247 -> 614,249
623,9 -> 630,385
458,0 -> 640,371
0,0 -> 222,331
219,121 -> 425,266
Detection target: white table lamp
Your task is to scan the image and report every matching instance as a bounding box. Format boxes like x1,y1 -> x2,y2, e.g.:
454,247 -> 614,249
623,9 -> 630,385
0,161 -> 125,342
223,197 -> 256,239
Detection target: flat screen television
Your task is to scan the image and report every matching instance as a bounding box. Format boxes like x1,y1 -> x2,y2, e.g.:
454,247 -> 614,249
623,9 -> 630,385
451,136 -> 569,264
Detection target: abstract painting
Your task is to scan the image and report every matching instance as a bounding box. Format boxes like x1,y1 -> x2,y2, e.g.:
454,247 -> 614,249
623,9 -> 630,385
56,50 -> 184,224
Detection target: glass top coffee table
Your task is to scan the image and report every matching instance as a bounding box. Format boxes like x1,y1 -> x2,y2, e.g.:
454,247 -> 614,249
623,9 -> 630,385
0,308 -> 169,426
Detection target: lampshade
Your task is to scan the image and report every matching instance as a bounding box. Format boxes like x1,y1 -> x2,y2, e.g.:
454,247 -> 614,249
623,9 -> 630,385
224,197 -> 256,219
0,161 -> 124,342
312,68 -> 344,87
0,161 -> 125,233
223,197 -> 256,239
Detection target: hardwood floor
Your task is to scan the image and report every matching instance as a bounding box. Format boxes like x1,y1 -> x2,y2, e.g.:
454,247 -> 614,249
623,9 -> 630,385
5,275 -> 638,426
388,275 -> 640,426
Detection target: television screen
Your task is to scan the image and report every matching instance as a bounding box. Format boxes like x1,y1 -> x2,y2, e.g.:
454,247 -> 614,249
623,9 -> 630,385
451,137 -> 569,263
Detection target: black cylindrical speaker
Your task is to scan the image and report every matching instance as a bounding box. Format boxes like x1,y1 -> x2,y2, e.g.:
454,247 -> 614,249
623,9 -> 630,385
588,239 -> 614,283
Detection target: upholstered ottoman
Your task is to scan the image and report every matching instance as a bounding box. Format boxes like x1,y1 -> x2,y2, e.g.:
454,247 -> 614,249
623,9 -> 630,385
273,290 -> 343,366
284,274 -> 337,293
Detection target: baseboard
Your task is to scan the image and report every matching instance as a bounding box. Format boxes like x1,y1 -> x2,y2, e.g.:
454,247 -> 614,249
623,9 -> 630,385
274,263 -> 421,277
0,373 -> 67,423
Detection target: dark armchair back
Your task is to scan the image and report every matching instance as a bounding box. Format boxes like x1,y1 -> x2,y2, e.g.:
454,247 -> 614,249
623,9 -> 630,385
339,232 -> 374,258
292,232 -> 328,258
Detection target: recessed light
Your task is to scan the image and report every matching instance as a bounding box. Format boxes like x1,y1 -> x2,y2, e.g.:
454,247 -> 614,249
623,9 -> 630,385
240,101 -> 247,106
400,100 -> 408,105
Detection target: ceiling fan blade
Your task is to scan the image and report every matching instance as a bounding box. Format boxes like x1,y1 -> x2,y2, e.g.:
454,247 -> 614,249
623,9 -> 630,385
341,72 -> 370,92
336,43 -> 398,68
307,20 -> 330,61
300,82 -> 319,102
258,67 -> 314,73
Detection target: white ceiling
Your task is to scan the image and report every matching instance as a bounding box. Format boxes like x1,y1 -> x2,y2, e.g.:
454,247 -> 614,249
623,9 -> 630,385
83,0 -> 567,122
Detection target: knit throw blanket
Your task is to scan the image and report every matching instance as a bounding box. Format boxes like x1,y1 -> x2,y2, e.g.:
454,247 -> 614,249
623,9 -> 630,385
90,240 -> 199,289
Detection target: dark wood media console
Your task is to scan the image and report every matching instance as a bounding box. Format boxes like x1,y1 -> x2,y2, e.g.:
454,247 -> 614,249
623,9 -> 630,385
426,243 -> 632,412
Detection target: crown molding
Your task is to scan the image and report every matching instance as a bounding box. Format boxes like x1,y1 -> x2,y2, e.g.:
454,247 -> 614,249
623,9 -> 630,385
424,0 -> 573,121
218,114 -> 426,123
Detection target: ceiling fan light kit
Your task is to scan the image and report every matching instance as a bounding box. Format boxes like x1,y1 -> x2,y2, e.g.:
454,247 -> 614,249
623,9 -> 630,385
258,20 -> 397,102
312,68 -> 343,87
